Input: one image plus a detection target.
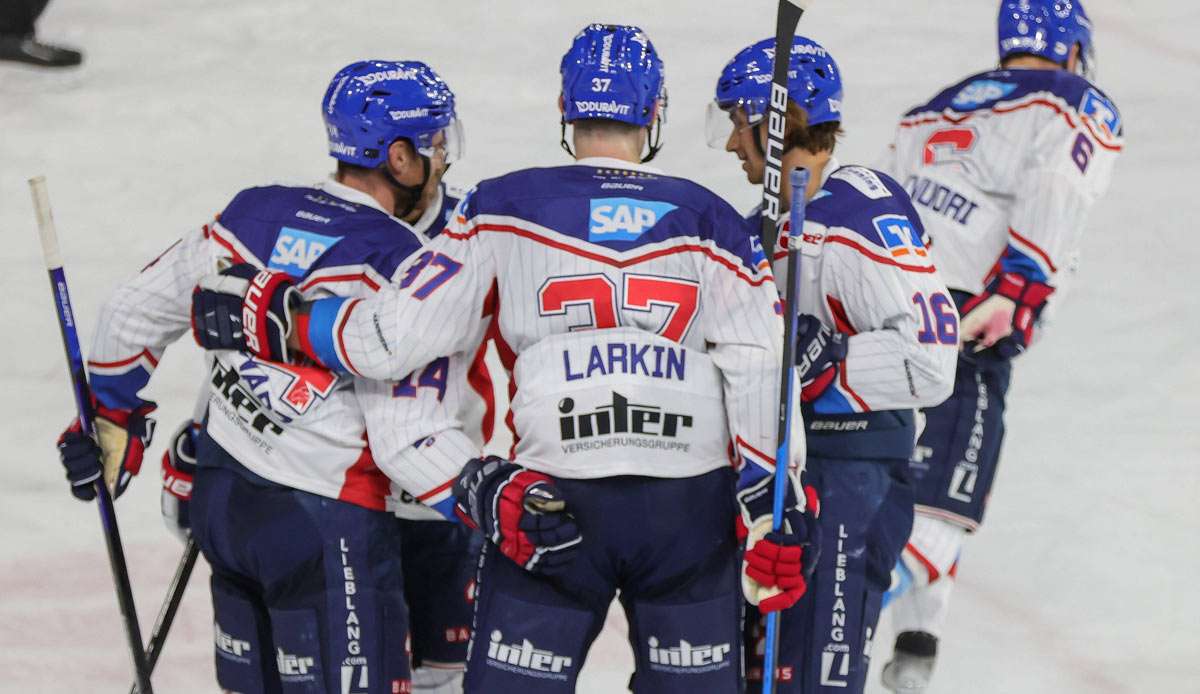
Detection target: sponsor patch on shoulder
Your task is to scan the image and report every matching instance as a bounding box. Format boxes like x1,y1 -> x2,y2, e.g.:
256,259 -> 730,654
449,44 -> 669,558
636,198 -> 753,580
830,167 -> 891,200
951,79 -> 1017,108
1080,87 -> 1121,139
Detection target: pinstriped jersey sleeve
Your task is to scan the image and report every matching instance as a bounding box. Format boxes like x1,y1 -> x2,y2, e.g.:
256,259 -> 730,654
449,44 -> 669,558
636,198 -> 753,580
820,224 -> 958,411
306,196 -> 495,381
1004,99 -> 1122,296
699,208 -> 792,489
89,226 -> 217,409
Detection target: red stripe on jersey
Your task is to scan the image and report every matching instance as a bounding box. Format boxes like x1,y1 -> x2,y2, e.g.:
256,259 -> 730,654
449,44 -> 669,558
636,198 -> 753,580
334,299 -> 364,377
838,364 -> 871,412
207,225 -> 246,264
905,542 -> 941,582
141,238 -> 182,273
469,338 -> 497,444
1008,227 -> 1058,273
445,223 -> 773,287
825,296 -> 858,336
825,236 -> 937,273
337,438 -> 388,511
900,97 -> 1123,152
88,348 -> 160,370
301,273 -> 381,293
488,308 -> 519,459
735,436 -> 776,467
416,477 -> 455,502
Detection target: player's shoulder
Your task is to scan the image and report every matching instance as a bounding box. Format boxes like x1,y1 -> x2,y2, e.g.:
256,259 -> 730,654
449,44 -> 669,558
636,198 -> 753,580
217,183 -> 422,280
808,165 -> 933,269
905,68 -> 1122,137
462,163 -> 760,269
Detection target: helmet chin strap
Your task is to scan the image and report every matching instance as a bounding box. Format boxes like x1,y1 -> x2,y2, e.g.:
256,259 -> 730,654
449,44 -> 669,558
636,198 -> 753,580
560,119 -> 664,163
383,154 -> 431,218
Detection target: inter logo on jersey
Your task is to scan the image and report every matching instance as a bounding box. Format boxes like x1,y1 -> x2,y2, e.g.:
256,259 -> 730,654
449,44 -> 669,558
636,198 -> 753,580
1080,88 -> 1121,139
951,79 -> 1017,109
873,214 -> 928,260
269,226 -> 343,276
588,197 -> 677,242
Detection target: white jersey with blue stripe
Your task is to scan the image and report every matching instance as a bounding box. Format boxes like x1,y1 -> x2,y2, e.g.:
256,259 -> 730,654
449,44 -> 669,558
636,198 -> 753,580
88,178 -> 483,516
764,161 -> 958,415
302,157 -> 790,491
882,68 -> 1124,325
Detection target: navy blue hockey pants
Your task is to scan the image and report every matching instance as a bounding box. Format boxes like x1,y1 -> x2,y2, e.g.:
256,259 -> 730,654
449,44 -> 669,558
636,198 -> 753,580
463,468 -> 743,694
745,455 -> 914,693
190,433 -> 411,694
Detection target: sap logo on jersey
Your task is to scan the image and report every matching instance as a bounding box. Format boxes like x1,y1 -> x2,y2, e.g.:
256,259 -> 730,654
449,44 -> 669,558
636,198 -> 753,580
589,197 -> 677,242
269,227 -> 343,276
951,80 -> 1017,108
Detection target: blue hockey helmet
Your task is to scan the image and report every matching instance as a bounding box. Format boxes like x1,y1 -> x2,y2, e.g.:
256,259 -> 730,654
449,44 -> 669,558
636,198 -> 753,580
322,60 -> 463,169
998,1 -> 1095,79
706,36 -> 843,148
560,24 -> 667,161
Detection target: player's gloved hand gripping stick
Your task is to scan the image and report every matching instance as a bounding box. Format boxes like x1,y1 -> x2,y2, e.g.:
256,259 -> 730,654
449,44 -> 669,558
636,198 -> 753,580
30,177 -> 154,694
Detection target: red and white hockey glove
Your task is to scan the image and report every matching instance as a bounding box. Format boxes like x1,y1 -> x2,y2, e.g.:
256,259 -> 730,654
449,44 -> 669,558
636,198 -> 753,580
794,315 -> 848,402
737,474 -> 821,613
960,272 -> 1055,358
160,421 -> 199,544
192,263 -> 299,362
57,398 -> 157,501
454,456 -> 582,575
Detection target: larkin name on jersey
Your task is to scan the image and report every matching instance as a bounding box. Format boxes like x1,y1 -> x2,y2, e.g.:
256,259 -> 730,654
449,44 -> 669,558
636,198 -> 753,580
299,157 -> 789,494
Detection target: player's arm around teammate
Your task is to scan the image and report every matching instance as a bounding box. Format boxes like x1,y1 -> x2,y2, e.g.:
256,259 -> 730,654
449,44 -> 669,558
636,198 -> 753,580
706,36 -> 958,694
192,23 -> 817,693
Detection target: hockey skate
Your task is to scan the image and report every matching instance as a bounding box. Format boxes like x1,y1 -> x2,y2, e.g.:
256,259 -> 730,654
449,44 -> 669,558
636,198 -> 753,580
881,631 -> 937,693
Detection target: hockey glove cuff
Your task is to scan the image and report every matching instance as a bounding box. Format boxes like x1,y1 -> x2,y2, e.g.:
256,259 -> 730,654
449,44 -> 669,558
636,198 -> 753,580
794,315 -> 848,402
454,456 -> 582,576
57,399 -> 157,501
192,264 -> 299,362
160,421 -> 199,544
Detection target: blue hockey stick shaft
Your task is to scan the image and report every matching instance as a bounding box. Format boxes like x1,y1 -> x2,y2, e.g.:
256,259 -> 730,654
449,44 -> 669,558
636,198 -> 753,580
762,166 -> 811,694
30,176 -> 154,694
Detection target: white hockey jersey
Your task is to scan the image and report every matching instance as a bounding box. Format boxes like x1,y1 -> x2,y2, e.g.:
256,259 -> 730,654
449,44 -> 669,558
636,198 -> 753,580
88,179 -> 489,515
758,161 -> 958,417
883,68 -> 1123,316
298,157 -> 789,490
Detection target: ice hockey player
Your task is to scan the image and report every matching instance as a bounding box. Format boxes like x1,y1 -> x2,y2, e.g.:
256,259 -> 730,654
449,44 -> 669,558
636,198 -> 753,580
706,36 -> 959,692
189,23 -> 819,694
876,2 -> 1123,691
56,59 -> 479,693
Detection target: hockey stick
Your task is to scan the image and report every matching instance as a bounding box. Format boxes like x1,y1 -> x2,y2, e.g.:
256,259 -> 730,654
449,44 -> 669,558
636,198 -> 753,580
30,176 -> 154,694
762,167 -> 810,694
129,539 -> 200,694
759,2 -> 814,692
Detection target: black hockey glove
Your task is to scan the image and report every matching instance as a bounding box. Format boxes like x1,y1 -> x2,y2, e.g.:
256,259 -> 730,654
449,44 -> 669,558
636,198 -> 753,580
794,314 -> 848,402
454,456 -> 582,575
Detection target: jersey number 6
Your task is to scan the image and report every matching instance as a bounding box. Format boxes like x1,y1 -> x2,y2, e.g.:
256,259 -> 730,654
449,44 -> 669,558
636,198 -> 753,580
538,273 -> 700,342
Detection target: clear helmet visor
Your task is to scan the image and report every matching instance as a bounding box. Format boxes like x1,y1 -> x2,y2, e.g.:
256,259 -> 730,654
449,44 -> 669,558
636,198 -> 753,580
414,118 -> 465,165
704,100 -> 764,149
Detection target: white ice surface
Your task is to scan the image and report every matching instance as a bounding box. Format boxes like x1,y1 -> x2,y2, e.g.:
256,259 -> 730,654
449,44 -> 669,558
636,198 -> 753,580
2,1 -> 1198,692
